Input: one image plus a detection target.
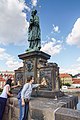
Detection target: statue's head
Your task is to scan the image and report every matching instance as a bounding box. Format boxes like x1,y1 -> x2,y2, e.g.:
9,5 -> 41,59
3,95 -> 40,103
31,9 -> 37,16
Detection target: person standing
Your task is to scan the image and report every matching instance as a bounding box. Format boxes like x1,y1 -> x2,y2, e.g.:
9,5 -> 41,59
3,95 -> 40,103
18,76 -> 45,120
0,78 -> 19,120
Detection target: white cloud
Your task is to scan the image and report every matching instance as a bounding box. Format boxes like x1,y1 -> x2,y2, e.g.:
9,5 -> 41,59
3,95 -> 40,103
6,60 -> 23,70
60,65 -> 80,75
41,38 -> 62,56
19,0 -> 25,2
52,24 -> 60,33
66,18 -> 80,47
0,48 -> 5,54
60,57 -> 80,75
77,57 -> 80,62
0,47 -> 23,70
0,0 -> 29,45
31,0 -> 38,7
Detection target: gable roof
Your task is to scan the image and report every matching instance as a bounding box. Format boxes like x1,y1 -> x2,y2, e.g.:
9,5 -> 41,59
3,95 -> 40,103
0,75 -> 6,82
72,78 -> 80,84
60,73 -> 72,78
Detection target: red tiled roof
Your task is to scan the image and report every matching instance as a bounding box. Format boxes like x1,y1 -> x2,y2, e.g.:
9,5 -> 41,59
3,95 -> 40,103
60,73 -> 72,78
0,75 -> 6,82
72,78 -> 80,81
72,78 -> 80,84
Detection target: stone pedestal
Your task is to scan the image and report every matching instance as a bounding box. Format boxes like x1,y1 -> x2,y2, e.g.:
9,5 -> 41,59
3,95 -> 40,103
18,50 -> 50,84
15,50 -> 60,91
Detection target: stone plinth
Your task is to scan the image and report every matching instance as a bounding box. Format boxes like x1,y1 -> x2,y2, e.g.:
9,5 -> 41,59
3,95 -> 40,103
15,50 -> 60,91
18,51 -> 51,84
18,51 -> 51,60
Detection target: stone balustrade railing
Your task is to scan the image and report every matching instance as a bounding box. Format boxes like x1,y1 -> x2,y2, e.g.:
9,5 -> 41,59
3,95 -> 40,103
2,94 -> 80,120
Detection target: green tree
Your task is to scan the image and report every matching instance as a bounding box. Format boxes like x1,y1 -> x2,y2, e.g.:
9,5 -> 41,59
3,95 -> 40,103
63,83 -> 71,87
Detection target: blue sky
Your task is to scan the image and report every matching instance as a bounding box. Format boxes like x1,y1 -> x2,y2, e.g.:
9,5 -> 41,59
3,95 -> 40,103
0,0 -> 80,75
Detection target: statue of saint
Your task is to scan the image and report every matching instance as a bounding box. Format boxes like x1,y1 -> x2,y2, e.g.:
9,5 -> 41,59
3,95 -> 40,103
28,9 -> 41,51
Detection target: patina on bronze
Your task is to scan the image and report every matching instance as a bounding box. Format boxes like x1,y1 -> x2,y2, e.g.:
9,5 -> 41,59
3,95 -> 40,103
27,9 -> 41,51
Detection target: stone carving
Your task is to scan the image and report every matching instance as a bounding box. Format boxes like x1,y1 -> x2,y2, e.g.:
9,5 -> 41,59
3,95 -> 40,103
40,69 -> 52,90
28,9 -> 41,51
16,73 -> 23,81
26,60 -> 33,72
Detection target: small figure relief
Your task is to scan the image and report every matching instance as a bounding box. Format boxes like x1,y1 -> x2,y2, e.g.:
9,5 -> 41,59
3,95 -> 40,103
16,73 -> 23,81
26,60 -> 33,72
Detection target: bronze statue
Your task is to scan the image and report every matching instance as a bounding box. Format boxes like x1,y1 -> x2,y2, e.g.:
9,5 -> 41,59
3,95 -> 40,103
28,9 -> 41,51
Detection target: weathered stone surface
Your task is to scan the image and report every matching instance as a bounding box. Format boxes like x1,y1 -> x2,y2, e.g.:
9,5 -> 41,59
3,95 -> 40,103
18,51 -> 51,60
31,90 -> 64,98
3,95 -> 79,120
55,108 -> 80,120
3,98 -> 19,120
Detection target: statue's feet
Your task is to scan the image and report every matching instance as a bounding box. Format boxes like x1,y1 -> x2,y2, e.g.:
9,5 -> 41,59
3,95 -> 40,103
26,47 -> 40,53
